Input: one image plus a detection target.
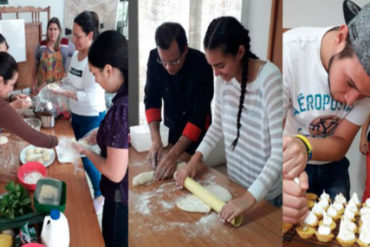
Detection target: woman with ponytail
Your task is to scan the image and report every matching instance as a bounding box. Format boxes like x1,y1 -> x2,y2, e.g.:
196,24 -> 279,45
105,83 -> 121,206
176,16 -> 282,223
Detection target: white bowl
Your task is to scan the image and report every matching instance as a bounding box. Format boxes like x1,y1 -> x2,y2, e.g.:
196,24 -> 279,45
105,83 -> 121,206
130,124 -> 169,152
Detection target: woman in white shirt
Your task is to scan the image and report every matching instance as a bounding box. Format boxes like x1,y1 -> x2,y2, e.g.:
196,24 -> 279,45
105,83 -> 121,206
52,11 -> 106,214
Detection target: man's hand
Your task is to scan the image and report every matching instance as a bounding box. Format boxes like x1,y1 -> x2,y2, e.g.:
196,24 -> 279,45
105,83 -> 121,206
283,135 -> 307,179
146,140 -> 164,169
219,192 -> 256,224
154,151 -> 177,181
283,171 -> 309,224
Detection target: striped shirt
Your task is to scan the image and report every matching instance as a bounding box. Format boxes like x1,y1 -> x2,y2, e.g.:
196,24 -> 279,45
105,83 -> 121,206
197,61 -> 282,201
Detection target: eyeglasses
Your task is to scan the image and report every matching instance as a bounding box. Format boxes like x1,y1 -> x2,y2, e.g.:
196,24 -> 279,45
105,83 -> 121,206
156,55 -> 182,66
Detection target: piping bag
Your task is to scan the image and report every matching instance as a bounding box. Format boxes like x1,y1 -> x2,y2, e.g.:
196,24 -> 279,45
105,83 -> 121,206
175,173 -> 243,227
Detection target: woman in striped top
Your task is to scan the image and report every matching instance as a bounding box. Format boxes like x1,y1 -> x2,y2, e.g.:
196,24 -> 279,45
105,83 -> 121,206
175,16 -> 282,224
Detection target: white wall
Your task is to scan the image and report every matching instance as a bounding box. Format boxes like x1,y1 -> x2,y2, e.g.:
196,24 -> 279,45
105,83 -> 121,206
284,0 -> 369,28
241,0 -> 272,60
5,0 -> 64,35
284,0 -> 369,199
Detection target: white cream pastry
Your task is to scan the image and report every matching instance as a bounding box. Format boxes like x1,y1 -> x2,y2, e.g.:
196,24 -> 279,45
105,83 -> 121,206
365,198 -> 370,208
320,190 -> 330,201
317,224 -> 331,236
322,212 -> 333,226
361,214 -> 370,224
359,227 -> 370,244
361,207 -> 370,216
333,201 -> 344,212
327,205 -> 338,218
344,208 -> 355,220
335,193 -> 347,205
342,216 -> 356,232
312,203 -> 324,215
346,201 -> 358,213
304,211 -> 318,226
350,192 -> 360,205
338,226 -> 356,241
318,199 -> 329,209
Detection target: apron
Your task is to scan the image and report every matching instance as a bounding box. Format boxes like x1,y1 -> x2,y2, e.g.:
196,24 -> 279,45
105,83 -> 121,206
36,48 -> 65,90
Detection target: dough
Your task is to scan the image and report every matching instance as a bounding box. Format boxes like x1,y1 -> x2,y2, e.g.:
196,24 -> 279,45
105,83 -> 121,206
42,153 -> 50,161
177,194 -> 211,213
34,147 -> 42,154
42,150 -> 49,156
132,162 -> 186,187
132,171 -> 154,186
0,136 -> 8,145
176,184 -> 232,213
36,157 -> 43,163
25,96 -> 32,103
26,148 -> 34,155
26,153 -> 35,162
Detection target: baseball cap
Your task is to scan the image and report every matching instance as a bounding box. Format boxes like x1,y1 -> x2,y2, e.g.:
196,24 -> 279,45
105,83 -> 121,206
343,0 -> 370,75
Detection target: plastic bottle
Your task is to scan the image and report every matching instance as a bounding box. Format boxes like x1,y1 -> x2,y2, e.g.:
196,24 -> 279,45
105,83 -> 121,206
41,209 -> 70,247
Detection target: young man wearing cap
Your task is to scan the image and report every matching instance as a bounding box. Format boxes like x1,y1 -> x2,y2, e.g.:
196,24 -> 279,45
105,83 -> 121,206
144,22 -> 214,181
283,0 -> 370,223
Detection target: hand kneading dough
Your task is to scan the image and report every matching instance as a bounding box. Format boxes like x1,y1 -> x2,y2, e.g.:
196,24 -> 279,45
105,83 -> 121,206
0,136 -> 8,145
176,184 -> 232,213
132,162 -> 186,187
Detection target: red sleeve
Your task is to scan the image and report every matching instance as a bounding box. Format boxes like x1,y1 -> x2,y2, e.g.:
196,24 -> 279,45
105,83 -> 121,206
145,108 -> 161,124
182,122 -> 202,142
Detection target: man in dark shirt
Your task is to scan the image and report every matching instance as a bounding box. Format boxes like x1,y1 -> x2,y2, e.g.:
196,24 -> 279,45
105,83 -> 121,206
144,22 -> 214,181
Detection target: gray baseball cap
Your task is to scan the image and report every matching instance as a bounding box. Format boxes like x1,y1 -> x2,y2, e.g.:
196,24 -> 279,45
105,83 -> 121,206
343,0 -> 370,75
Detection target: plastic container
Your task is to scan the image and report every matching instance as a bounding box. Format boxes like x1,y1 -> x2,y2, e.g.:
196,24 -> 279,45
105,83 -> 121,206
41,209 -> 69,247
17,162 -> 47,191
130,124 -> 169,152
34,178 -> 66,213
24,118 -> 41,131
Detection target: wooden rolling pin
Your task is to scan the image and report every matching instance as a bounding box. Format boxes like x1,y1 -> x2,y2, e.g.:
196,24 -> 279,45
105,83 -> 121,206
181,176 -> 243,227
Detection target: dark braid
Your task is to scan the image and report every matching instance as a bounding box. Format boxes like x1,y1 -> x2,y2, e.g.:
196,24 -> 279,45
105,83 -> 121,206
204,17 -> 258,150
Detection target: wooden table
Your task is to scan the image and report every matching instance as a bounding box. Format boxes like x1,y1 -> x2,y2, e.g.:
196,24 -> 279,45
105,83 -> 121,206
0,119 -> 104,247
129,148 -> 282,247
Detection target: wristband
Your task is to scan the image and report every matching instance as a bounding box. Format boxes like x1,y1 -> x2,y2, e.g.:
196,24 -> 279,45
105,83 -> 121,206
295,134 -> 312,161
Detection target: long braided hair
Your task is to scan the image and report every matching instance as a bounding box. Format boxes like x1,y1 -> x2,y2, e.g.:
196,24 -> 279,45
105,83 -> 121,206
204,16 -> 258,150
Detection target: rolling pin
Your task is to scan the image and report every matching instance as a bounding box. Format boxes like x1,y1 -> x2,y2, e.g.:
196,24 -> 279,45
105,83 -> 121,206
181,176 -> 243,227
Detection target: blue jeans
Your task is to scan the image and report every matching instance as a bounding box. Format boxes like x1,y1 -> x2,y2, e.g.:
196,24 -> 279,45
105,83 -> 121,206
102,199 -> 128,247
71,112 -> 105,198
306,157 -> 350,201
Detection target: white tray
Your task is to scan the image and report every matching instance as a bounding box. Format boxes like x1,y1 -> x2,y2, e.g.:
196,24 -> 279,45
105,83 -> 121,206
20,145 -> 55,167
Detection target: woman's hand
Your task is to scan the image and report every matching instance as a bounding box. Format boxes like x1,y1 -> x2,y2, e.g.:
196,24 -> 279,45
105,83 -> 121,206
175,152 -> 202,188
360,134 -> 368,155
219,192 -> 256,224
72,142 -> 89,155
9,98 -> 32,110
83,128 -> 99,145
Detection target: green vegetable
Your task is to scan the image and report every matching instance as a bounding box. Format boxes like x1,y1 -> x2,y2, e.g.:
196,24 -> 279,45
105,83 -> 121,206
0,182 -> 33,219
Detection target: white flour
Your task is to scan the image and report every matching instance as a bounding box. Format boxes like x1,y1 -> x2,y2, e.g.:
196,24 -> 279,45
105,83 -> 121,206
130,176 -> 228,240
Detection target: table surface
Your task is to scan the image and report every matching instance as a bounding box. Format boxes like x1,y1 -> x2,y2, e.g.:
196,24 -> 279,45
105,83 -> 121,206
128,148 -> 282,247
0,119 -> 105,247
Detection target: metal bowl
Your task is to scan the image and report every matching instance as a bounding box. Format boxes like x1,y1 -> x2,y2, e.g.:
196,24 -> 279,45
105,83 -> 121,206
24,118 -> 41,131
40,114 -> 55,128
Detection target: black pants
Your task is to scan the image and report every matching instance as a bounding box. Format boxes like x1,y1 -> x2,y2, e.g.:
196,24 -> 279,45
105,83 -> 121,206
102,199 -> 128,247
306,157 -> 350,201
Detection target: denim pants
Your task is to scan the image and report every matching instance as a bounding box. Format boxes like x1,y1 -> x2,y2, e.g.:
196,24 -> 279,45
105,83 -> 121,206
102,198 -> 128,247
71,112 -> 105,198
306,157 -> 350,200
